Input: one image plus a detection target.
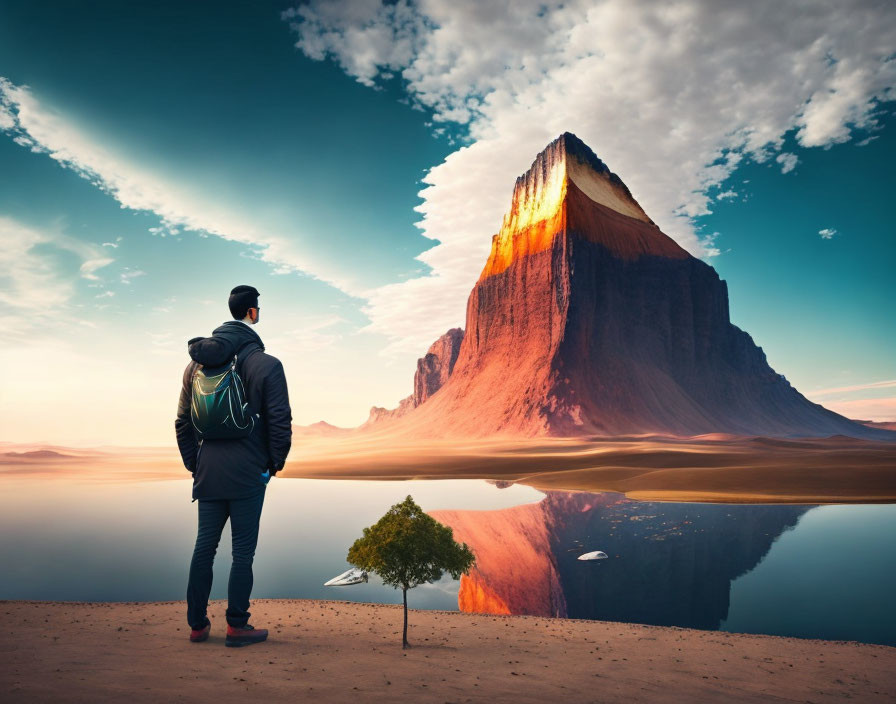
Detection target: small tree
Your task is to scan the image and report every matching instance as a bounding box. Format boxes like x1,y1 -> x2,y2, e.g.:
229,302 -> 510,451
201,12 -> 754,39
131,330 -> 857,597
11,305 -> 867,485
347,495 -> 475,648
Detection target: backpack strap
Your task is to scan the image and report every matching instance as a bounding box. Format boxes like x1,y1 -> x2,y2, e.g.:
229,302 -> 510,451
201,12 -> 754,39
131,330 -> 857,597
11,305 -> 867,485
233,341 -> 262,375
231,342 -> 263,418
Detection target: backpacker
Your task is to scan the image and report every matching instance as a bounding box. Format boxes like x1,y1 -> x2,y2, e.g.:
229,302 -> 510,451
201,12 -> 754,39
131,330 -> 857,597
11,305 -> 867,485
190,346 -> 258,440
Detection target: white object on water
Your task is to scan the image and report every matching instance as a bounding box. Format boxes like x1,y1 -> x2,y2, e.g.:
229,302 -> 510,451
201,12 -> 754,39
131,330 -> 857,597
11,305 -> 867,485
577,551 -> 608,561
324,568 -> 369,587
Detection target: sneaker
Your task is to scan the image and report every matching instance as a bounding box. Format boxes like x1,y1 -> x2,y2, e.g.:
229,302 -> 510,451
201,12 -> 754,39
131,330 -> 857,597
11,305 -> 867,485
225,624 -> 268,648
190,619 -> 211,643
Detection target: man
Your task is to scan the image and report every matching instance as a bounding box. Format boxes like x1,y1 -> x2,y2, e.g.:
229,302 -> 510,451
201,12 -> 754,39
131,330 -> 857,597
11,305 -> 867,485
175,285 -> 292,647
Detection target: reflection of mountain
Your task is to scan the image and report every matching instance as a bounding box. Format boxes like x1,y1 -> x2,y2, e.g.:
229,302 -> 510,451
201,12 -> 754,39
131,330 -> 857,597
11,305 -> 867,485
431,493 -> 808,629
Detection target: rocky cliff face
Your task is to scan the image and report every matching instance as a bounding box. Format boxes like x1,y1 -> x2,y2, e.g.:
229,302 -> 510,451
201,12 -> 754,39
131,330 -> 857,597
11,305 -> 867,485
378,132 -> 887,439
363,328 -> 464,427
414,328 -> 464,406
362,395 -> 415,427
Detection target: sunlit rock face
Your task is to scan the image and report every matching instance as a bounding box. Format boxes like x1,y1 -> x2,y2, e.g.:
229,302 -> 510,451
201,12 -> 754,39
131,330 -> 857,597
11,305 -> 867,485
432,492 -> 808,627
480,132 -> 668,279
395,132 -> 881,439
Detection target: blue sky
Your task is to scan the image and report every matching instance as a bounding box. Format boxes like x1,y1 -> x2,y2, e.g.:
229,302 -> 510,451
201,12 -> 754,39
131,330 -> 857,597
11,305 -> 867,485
1,1 -> 894,445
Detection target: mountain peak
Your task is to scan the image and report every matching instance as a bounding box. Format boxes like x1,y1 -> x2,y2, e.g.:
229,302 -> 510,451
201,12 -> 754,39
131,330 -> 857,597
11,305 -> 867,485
553,131 -> 609,175
480,133 -> 684,279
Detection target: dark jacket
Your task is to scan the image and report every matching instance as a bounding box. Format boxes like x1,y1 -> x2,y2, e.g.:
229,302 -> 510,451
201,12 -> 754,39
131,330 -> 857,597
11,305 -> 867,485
175,321 -> 292,500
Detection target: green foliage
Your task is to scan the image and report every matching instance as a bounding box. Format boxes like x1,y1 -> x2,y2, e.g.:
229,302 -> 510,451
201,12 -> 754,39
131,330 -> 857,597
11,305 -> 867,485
347,495 -> 475,591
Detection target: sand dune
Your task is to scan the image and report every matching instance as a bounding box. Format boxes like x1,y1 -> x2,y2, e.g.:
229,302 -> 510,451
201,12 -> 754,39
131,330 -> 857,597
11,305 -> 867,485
279,433 -> 896,503
3,433 -> 894,503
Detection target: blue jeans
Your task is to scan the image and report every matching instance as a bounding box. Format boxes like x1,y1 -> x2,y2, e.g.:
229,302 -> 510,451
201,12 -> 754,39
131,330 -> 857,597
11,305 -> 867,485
186,488 -> 266,629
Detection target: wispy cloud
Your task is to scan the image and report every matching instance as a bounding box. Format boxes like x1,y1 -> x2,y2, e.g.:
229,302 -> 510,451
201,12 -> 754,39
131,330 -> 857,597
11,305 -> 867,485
147,331 -> 179,356
119,268 -> 146,284
0,216 -> 115,336
81,256 -> 115,280
268,314 -> 346,352
0,77 -> 361,296
808,379 -> 896,421
819,227 -> 838,239
288,0 -> 896,356
808,379 -> 896,397
822,397 -> 896,422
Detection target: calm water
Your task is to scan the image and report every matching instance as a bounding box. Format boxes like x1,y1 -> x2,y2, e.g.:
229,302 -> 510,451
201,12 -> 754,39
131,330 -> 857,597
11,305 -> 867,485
0,476 -> 893,646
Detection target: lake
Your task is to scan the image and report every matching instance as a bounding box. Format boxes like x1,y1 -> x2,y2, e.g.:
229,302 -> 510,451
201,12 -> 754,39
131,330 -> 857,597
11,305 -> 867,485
1,475 -> 893,646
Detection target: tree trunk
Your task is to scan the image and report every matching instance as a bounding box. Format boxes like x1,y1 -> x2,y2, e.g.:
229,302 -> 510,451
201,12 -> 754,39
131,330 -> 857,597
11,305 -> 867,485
402,586 -> 409,649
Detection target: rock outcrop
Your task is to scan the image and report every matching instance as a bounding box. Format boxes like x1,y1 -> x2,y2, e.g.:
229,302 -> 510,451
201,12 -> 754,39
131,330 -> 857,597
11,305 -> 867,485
364,328 -> 465,427
377,132 -> 889,440
362,395 -> 415,427
414,328 -> 464,406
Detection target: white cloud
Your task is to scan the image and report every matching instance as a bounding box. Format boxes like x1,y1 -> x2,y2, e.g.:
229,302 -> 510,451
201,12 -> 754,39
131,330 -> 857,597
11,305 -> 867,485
776,152 -> 799,174
287,0 -> 896,356
80,255 -> 115,280
283,0 -> 427,88
0,216 -> 115,337
808,379 -> 896,397
119,268 -> 146,284
0,102 -> 15,130
0,76 -> 362,296
819,227 -> 838,239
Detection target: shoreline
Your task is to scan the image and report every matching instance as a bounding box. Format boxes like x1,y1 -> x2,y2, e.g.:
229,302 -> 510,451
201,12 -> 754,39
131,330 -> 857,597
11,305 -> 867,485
2,599 -> 893,703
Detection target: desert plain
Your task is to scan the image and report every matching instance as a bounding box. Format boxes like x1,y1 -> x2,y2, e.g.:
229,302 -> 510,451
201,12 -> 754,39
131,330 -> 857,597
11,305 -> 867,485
6,431 -> 894,504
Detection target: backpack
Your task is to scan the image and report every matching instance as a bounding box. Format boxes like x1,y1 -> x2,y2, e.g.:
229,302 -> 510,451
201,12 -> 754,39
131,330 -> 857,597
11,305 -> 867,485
190,345 -> 259,440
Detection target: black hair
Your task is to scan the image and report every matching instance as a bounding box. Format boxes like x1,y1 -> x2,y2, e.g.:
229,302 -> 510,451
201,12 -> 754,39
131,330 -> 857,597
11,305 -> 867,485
228,285 -> 260,320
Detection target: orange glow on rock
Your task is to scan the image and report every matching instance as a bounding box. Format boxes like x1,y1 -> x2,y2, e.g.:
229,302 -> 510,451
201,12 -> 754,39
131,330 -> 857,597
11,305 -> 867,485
457,572 -> 512,615
478,135 -> 685,281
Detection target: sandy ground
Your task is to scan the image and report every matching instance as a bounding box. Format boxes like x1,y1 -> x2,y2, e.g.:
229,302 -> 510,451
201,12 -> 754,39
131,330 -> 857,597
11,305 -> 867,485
1,600 -> 894,703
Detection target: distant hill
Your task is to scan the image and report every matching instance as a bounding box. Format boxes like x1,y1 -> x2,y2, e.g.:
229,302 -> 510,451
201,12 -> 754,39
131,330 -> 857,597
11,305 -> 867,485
1,450 -> 72,460
292,421 -> 352,437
